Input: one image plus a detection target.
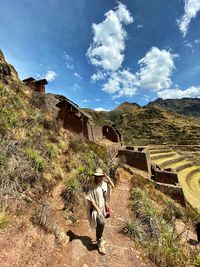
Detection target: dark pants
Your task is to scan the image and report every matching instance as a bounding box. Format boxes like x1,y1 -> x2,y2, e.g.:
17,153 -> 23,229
96,216 -> 105,240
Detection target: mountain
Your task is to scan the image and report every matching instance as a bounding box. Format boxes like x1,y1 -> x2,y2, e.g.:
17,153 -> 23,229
115,101 -> 141,112
85,102 -> 200,145
146,98 -> 200,117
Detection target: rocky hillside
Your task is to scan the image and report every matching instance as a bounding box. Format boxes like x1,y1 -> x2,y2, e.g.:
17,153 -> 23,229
115,101 -> 141,112
146,98 -> 200,117
85,102 -> 200,146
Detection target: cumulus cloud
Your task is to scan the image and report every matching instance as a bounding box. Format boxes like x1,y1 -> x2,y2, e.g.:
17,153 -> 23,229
44,70 -> 57,82
157,86 -> 200,99
87,2 -> 133,71
91,71 -> 107,82
178,0 -> 200,37
136,47 -> 177,91
94,107 -> 110,112
102,69 -> 137,98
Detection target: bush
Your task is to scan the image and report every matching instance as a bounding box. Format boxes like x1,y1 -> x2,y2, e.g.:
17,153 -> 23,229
45,143 -> 59,160
122,219 -> 143,240
61,172 -> 81,207
24,147 -> 46,172
68,135 -> 86,153
147,239 -> 190,267
0,213 -> 9,230
78,150 -> 109,189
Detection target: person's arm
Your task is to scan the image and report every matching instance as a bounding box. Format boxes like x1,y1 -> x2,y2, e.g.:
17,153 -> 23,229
91,200 -> 104,219
104,173 -> 115,188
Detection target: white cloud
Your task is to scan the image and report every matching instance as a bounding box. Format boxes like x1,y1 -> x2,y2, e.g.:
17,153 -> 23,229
102,69 -> 137,98
143,95 -> 150,102
70,83 -> 81,91
157,86 -> 200,99
136,47 -> 177,91
81,99 -> 90,103
185,41 -> 193,48
63,53 -> 74,70
74,72 -> 82,80
95,98 -> 101,102
44,70 -> 57,82
91,71 -> 106,82
137,24 -> 143,29
178,0 -> 200,37
87,2 -> 133,71
194,38 -> 200,43
94,107 -> 110,112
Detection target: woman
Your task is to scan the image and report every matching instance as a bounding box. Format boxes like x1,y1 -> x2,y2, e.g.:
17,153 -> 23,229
86,168 -> 115,255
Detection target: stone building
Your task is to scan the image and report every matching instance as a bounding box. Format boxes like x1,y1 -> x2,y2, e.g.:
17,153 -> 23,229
23,77 -> 48,93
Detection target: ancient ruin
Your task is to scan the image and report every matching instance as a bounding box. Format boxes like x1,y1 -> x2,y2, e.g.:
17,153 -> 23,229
23,77 -> 48,93
116,146 -> 152,178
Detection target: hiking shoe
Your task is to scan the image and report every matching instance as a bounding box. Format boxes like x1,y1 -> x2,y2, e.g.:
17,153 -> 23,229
97,239 -> 106,255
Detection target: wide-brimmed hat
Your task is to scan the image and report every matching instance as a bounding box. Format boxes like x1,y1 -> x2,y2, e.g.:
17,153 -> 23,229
93,168 -> 104,176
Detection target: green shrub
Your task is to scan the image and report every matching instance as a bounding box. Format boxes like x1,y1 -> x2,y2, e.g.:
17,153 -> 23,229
194,257 -> 200,267
68,136 -> 86,153
122,220 -> 143,240
24,147 -> 46,172
65,177 -> 80,192
61,176 -> 81,207
78,150 -> 109,187
87,142 -> 107,160
0,213 -> 9,230
45,143 -> 59,159
147,239 -> 189,267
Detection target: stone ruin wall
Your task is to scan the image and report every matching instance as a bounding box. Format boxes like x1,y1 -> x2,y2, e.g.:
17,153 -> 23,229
115,146 -> 187,206
116,147 -> 152,179
153,170 -> 179,185
155,183 -> 186,207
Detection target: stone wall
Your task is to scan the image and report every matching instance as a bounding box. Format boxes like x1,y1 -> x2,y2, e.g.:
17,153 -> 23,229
102,125 -> 121,143
155,182 -> 186,207
153,170 -> 179,185
56,100 -> 89,137
116,147 -> 151,178
90,124 -> 103,142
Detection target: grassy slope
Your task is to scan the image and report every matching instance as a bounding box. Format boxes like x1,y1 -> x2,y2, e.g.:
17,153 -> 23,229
84,104 -> 200,145
0,77 -> 112,220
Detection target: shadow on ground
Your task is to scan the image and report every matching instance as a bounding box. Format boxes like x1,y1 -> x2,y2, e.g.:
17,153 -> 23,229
67,230 -> 97,251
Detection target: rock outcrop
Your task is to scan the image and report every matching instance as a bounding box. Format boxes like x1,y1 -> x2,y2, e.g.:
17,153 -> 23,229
0,50 -> 19,82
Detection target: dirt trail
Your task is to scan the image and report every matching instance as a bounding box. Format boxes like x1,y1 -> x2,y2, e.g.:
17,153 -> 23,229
48,178 -> 154,267
0,177 -> 154,267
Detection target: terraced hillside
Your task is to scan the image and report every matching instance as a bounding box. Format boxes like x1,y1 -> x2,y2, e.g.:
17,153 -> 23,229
83,104 -> 200,146
149,146 -> 200,211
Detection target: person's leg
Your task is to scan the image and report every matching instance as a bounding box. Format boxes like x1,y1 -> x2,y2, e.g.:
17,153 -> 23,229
96,217 -> 105,240
96,217 -> 106,254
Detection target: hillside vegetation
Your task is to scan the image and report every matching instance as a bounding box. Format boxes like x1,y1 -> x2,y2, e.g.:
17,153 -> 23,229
0,55 -> 112,229
84,102 -> 200,145
146,98 -> 200,117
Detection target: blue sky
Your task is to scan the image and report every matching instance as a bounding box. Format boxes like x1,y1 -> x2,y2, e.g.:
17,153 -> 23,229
0,0 -> 200,110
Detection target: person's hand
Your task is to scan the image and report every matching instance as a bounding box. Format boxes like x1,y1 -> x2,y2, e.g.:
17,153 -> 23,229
98,210 -> 104,219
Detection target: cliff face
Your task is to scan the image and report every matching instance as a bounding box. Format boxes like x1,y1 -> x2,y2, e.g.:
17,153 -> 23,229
0,50 -> 19,82
146,98 -> 200,117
